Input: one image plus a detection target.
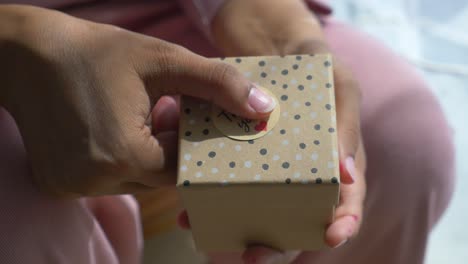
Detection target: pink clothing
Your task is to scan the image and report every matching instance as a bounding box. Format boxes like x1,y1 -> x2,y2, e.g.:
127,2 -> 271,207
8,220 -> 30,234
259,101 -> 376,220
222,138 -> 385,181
0,107 -> 142,264
0,0 -> 455,264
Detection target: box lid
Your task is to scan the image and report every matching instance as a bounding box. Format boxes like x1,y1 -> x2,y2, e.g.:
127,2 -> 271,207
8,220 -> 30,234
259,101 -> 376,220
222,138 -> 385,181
177,54 -> 339,187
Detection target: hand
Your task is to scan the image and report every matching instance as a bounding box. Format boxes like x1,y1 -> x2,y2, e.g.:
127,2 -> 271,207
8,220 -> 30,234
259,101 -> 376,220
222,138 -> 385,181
0,5 -> 276,197
177,42 -> 366,263
203,0 -> 367,263
240,42 -> 367,263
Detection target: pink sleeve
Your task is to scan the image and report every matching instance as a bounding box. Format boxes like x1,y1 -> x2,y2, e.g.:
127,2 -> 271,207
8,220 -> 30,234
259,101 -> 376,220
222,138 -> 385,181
177,0 -> 332,39
177,0 -> 227,37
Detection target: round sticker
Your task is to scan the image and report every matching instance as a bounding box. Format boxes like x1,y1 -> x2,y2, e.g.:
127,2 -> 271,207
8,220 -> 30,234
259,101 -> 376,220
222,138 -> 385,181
211,87 -> 280,140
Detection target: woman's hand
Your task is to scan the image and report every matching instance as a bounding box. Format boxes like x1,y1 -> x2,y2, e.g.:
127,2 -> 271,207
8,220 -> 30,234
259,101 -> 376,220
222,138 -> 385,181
240,45 -> 367,264
207,0 -> 367,262
0,5 -> 276,197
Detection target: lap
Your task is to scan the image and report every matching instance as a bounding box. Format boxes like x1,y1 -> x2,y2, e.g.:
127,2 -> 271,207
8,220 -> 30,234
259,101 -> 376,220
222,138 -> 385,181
0,107 -> 140,264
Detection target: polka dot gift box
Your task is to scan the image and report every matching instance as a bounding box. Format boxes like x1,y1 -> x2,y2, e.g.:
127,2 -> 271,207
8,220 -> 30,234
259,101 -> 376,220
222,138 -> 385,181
177,54 -> 340,251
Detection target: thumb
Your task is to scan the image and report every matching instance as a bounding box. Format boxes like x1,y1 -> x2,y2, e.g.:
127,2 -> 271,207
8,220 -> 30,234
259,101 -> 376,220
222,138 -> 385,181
334,62 -> 362,184
139,43 -> 277,119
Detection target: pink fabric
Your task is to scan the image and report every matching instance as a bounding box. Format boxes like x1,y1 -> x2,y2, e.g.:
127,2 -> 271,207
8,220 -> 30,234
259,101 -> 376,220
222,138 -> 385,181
0,0 -> 455,263
0,107 -> 142,264
177,0 -> 226,37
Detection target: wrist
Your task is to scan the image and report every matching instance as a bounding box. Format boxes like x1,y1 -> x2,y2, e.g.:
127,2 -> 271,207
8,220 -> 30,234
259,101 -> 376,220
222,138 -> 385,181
212,0 -> 326,56
282,37 -> 330,55
277,18 -> 328,54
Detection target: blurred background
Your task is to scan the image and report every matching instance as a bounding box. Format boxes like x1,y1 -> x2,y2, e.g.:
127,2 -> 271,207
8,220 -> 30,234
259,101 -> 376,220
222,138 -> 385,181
330,0 -> 468,263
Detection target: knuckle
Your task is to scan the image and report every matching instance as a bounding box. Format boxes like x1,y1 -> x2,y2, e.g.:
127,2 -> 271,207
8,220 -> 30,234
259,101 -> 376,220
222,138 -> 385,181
119,127 -> 165,175
344,125 -> 361,141
208,62 -> 238,88
136,38 -> 183,74
143,37 -> 179,57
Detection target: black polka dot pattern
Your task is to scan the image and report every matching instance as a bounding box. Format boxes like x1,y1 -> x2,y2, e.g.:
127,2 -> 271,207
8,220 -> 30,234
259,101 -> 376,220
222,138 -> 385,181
179,54 -> 339,187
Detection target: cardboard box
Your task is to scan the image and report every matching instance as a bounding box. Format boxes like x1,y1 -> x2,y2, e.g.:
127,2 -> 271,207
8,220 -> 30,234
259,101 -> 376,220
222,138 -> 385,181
177,54 -> 340,251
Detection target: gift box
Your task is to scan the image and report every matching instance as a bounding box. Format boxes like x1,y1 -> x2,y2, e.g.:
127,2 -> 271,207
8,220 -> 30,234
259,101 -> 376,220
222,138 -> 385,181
176,54 -> 340,251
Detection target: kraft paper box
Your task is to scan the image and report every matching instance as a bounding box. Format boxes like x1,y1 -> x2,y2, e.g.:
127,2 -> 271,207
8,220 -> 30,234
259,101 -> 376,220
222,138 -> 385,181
177,54 -> 340,251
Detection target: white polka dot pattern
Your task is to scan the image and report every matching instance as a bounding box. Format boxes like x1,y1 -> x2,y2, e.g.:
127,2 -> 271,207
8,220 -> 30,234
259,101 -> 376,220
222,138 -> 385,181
178,55 -> 339,186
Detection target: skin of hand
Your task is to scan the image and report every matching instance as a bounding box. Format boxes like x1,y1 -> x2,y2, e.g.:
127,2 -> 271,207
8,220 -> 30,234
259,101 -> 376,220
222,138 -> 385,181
180,0 -> 367,263
0,5 -> 277,198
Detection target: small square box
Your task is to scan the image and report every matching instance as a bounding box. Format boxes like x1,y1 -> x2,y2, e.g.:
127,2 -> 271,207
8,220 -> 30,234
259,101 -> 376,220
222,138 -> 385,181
177,54 -> 340,251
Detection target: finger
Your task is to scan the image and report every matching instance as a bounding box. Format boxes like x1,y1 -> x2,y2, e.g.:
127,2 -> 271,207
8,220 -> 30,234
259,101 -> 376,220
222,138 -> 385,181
123,95 -> 179,189
120,96 -> 179,190
242,246 -> 300,264
124,128 -> 178,187
334,61 -> 363,184
326,145 -> 366,247
138,42 -> 277,119
152,95 -> 179,133
324,215 -> 356,247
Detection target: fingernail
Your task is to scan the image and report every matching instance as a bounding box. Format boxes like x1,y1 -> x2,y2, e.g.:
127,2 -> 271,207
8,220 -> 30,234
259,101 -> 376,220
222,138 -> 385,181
334,239 -> 348,248
345,156 -> 357,182
248,85 -> 276,113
